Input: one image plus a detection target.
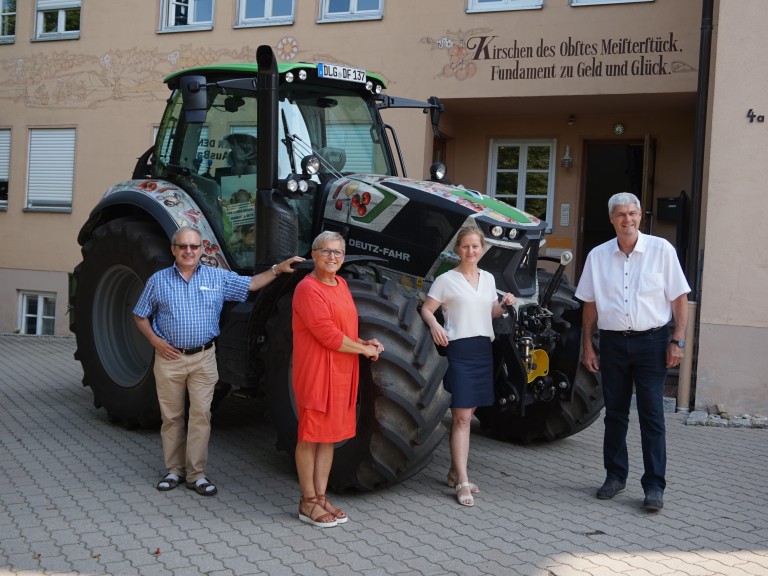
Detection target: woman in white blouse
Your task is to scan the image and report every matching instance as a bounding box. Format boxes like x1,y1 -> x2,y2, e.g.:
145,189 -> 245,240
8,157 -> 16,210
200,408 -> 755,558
420,224 -> 515,507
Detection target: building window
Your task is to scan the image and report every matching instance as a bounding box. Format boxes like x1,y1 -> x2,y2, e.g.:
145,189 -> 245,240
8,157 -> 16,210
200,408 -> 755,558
26,128 -> 76,212
0,129 -> 9,210
318,0 -> 383,23
236,0 -> 294,27
1,0 -> 15,43
571,0 -> 652,5
467,0 -> 542,13
487,139 -> 555,227
160,0 -> 214,32
20,292 -> 56,335
35,0 -> 80,40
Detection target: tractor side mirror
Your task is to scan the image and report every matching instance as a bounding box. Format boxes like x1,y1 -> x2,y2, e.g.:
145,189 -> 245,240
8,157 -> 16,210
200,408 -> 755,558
180,76 -> 208,124
428,96 -> 443,139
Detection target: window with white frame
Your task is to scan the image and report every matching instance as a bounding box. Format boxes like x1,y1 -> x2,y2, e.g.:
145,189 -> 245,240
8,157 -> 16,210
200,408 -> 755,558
1,0 -> 15,42
236,0 -> 293,27
571,0 -> 652,5
0,129 -> 9,210
318,0 -> 382,23
35,0 -> 80,40
20,292 -> 56,335
26,128 -> 76,212
467,0 -> 542,13
487,139 -> 555,226
160,0 -> 214,32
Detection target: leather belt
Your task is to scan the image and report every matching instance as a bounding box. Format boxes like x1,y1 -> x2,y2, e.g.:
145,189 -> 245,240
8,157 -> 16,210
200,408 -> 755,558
600,326 -> 665,337
179,340 -> 215,355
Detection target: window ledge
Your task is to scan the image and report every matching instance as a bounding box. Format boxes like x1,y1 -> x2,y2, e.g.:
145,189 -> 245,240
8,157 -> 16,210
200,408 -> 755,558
23,207 -> 72,213
466,6 -> 541,13
0,36 -> 15,45
32,33 -> 81,42
316,14 -> 383,23
157,24 -> 214,34
234,19 -> 294,29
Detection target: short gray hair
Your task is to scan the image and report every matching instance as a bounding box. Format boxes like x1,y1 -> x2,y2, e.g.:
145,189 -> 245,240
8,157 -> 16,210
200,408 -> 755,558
608,192 -> 641,216
312,230 -> 345,251
171,226 -> 201,244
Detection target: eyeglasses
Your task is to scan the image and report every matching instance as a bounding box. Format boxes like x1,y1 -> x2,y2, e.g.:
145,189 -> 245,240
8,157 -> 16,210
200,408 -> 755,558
174,243 -> 202,251
315,248 -> 345,258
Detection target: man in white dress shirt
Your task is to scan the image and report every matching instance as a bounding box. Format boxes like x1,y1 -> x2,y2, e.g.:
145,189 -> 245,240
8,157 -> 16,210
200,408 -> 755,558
575,192 -> 690,512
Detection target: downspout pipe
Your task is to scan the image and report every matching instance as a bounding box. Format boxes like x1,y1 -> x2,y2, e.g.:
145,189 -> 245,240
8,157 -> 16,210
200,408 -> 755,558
680,0 -> 714,410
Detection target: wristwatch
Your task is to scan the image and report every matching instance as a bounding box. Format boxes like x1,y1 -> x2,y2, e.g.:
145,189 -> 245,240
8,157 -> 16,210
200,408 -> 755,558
671,339 -> 685,348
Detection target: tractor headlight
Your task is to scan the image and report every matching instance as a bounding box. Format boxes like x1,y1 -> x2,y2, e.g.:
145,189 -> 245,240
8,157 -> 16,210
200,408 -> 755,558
429,162 -> 447,182
490,225 -> 504,238
508,228 -> 518,240
301,155 -> 321,176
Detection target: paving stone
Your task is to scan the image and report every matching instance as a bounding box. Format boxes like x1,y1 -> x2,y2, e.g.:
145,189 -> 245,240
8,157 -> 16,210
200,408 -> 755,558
2,334 -> 768,576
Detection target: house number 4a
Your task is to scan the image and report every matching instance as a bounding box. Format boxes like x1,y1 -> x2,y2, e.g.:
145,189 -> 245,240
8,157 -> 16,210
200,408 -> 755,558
747,109 -> 765,123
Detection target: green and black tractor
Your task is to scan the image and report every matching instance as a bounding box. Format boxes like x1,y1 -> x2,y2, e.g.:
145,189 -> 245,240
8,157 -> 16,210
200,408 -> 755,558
70,45 -> 601,491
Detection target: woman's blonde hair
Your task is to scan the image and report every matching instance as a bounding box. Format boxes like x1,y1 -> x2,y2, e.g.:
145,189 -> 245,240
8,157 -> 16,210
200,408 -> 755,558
454,224 -> 485,250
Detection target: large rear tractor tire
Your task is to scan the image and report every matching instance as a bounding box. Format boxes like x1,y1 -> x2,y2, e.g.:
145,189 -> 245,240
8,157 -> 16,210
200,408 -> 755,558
71,217 -> 171,428
265,278 -> 451,492
476,270 -> 603,442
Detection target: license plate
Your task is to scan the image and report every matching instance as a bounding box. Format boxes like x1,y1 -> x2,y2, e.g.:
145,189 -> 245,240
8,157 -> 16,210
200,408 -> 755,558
317,62 -> 367,84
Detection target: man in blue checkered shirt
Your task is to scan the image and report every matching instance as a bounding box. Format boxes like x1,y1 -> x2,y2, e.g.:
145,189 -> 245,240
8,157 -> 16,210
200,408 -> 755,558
134,226 -> 303,496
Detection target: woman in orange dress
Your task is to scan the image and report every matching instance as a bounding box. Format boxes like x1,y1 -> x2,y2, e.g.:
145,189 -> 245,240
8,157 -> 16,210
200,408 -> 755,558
292,231 -> 384,528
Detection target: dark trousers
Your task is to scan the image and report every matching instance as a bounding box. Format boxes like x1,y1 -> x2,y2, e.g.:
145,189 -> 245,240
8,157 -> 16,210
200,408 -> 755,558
599,328 -> 668,491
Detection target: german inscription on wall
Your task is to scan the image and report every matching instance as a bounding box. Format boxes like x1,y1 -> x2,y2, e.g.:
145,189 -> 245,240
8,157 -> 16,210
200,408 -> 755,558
421,29 -> 695,82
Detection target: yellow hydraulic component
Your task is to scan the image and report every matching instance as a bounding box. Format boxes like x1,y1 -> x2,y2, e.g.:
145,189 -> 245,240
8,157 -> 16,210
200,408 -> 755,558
527,349 -> 550,383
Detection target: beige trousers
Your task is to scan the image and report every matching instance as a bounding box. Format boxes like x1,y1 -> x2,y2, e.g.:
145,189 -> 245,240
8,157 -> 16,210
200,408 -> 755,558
153,345 -> 218,483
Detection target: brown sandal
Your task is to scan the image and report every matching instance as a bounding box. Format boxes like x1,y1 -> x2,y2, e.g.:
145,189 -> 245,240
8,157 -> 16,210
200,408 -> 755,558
317,493 -> 349,524
299,496 -> 337,528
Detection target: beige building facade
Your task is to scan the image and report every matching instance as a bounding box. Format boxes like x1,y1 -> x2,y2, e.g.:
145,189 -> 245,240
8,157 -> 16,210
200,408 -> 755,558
0,0 -> 762,413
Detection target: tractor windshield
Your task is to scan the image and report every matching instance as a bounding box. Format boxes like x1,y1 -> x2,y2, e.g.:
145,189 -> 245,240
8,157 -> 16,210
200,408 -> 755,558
153,77 -> 392,268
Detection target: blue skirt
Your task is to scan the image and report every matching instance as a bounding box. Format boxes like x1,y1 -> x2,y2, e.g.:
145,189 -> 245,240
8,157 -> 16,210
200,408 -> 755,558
444,336 -> 495,409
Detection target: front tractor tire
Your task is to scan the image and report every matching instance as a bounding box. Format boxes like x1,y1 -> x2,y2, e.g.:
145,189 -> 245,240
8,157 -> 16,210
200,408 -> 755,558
266,278 -> 451,492
476,270 -> 603,443
72,217 -> 172,428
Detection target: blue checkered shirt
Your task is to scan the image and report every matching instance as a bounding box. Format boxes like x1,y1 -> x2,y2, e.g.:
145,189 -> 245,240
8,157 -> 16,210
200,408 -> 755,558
133,263 -> 251,349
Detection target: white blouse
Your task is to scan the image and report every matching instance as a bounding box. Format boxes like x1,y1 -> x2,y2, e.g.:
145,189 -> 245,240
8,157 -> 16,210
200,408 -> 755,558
427,269 -> 498,342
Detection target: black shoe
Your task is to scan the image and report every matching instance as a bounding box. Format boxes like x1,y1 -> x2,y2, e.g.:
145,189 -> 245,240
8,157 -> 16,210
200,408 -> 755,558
596,478 -> 626,499
643,488 -> 664,511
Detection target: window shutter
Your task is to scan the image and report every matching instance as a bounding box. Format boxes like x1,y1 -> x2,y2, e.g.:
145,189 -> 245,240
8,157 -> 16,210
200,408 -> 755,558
36,0 -> 81,9
27,128 -> 76,209
0,130 -> 10,180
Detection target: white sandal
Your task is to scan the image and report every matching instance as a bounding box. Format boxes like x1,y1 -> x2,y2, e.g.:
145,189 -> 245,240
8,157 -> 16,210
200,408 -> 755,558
447,471 -> 479,493
455,482 -> 475,507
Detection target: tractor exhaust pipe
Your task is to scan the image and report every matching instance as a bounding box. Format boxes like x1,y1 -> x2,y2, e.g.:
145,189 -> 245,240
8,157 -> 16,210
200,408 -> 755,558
256,45 -> 278,192
255,45 -> 298,266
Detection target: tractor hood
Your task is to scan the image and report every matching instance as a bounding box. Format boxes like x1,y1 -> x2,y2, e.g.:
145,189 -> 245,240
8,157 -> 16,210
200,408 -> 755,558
324,174 -> 546,234
323,174 -> 548,288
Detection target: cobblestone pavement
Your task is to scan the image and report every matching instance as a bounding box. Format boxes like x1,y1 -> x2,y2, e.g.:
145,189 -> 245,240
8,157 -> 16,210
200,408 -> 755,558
1,334 -> 767,576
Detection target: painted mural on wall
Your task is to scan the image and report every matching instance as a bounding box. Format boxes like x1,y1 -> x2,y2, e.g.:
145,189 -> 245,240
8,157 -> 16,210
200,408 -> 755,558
0,37 -> 390,109
0,44 -> 277,108
0,26 -> 697,107
420,29 -> 696,81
